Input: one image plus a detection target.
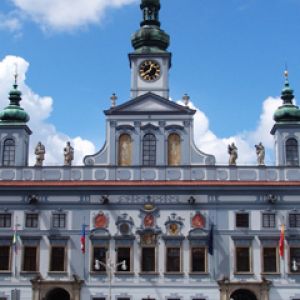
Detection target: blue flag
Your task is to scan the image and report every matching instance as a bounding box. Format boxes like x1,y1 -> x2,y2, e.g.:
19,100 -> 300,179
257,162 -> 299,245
208,223 -> 214,256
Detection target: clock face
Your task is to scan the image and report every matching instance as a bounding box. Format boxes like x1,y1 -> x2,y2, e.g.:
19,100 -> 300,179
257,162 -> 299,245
139,60 -> 161,81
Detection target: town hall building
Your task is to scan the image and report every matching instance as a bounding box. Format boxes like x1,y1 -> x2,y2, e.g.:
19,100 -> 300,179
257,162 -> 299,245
0,1 -> 299,299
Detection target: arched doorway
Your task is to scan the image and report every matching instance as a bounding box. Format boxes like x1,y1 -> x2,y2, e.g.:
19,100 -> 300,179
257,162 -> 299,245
45,288 -> 70,300
230,289 -> 257,300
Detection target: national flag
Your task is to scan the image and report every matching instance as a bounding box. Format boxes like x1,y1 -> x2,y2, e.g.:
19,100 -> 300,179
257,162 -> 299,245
279,223 -> 285,258
208,223 -> 214,256
80,224 -> 87,254
12,226 -> 19,254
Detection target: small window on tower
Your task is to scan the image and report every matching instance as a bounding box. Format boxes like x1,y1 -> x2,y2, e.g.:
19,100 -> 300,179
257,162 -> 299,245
2,138 -> 15,166
118,134 -> 132,166
286,138 -> 299,166
143,133 -> 156,166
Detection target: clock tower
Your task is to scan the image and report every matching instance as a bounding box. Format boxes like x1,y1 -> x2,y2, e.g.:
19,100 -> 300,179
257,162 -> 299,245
130,0 -> 171,99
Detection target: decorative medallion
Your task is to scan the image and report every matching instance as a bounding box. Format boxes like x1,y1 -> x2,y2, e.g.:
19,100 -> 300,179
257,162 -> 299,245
119,223 -> 130,235
192,212 -> 206,229
94,211 -> 108,228
164,213 -> 184,236
144,214 -> 155,228
141,233 -> 156,245
168,223 -> 179,235
144,203 -> 155,211
115,213 -> 134,236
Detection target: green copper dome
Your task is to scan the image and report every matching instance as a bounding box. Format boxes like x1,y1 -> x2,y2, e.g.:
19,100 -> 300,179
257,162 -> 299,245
131,0 -> 170,53
0,83 -> 30,123
274,75 -> 300,123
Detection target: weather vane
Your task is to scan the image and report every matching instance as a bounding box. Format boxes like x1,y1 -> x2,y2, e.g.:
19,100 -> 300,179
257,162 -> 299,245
284,62 -> 289,80
14,63 -> 18,86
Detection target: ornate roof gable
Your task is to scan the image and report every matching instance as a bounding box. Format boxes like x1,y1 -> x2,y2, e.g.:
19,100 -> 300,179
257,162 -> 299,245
104,92 -> 196,115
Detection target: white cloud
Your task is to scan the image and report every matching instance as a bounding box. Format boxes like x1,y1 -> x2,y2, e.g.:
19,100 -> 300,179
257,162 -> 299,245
10,0 -> 137,31
0,12 -> 22,34
179,97 -> 282,165
0,55 -> 95,165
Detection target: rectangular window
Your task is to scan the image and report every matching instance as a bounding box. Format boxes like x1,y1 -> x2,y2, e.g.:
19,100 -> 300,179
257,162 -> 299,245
262,213 -> 276,228
289,214 -> 300,228
166,247 -> 181,273
141,247 -> 155,272
236,247 -> 251,273
0,246 -> 10,271
93,298 -> 105,300
22,246 -> 38,272
236,213 -> 249,228
191,247 -> 206,273
117,247 -> 131,272
93,246 -> 107,272
0,214 -> 11,228
52,213 -> 66,229
50,246 -> 66,272
262,247 -> 278,273
290,247 -> 300,273
25,213 -> 38,228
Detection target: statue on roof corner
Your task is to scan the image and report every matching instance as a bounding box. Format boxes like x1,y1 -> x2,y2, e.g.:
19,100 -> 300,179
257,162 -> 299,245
64,141 -> 74,166
228,142 -> 238,166
255,142 -> 265,166
34,142 -> 45,167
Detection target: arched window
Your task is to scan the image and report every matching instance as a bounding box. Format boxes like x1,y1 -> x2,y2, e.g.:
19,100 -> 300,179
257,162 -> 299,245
118,134 -> 132,166
286,138 -> 299,166
2,138 -> 15,166
143,133 -> 156,166
168,133 -> 181,166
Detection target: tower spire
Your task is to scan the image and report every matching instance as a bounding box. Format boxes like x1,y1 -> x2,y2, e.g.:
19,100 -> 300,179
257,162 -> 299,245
273,69 -> 300,123
0,72 -> 29,123
131,0 -> 170,53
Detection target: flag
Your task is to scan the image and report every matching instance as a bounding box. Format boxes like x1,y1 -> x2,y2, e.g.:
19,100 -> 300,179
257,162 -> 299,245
80,224 -> 87,254
12,226 -> 19,254
279,223 -> 285,258
208,223 -> 214,256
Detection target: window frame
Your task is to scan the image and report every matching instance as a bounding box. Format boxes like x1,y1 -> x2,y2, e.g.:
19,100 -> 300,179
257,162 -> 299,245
116,246 -> 132,273
22,245 -> 39,273
190,246 -> 208,274
285,137 -> 299,166
25,213 -> 39,229
167,132 -> 181,166
235,246 -> 252,274
261,246 -> 279,274
2,138 -> 15,166
165,246 -> 182,274
0,213 -> 11,229
140,245 -> 157,274
91,245 -> 107,274
0,245 -> 11,272
289,213 -> 300,228
289,245 -> 300,274
52,212 -> 67,229
142,133 -> 157,166
261,213 -> 276,229
49,245 -> 67,273
235,212 -> 250,229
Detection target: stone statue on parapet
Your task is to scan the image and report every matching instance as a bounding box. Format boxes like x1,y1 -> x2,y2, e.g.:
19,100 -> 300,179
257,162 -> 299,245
64,141 -> 74,166
34,142 -> 45,167
228,142 -> 238,166
255,142 -> 265,166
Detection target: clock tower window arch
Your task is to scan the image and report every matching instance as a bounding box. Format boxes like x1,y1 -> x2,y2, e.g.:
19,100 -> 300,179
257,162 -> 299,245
143,133 -> 156,166
168,133 -> 181,166
285,137 -> 299,166
118,134 -> 132,166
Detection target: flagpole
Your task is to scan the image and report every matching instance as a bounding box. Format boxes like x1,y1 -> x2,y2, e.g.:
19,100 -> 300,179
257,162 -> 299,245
83,217 -> 86,281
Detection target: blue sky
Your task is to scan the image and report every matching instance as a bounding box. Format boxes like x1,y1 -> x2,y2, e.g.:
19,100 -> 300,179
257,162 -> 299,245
0,0 -> 299,164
